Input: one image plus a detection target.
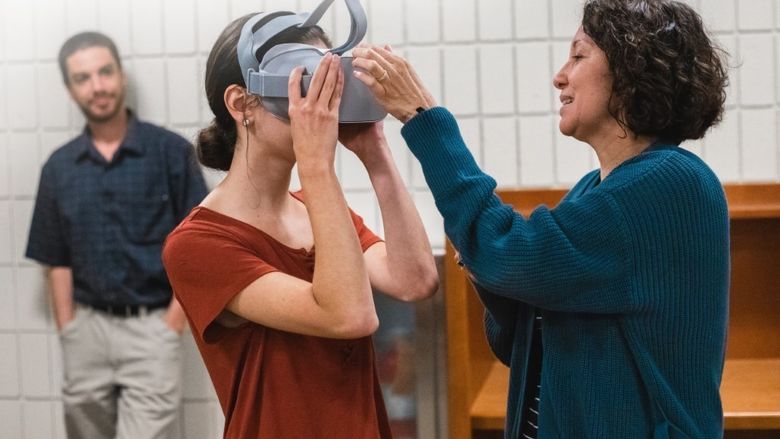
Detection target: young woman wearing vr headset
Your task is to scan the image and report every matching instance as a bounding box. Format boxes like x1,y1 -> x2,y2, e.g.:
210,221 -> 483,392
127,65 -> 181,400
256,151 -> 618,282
162,7 -> 438,439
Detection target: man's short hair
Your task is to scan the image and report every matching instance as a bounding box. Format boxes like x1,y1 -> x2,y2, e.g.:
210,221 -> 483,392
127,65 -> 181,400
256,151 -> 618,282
58,31 -> 122,85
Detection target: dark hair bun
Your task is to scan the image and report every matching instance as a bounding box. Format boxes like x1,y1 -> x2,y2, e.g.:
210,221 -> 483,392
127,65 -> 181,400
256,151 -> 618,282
196,120 -> 237,171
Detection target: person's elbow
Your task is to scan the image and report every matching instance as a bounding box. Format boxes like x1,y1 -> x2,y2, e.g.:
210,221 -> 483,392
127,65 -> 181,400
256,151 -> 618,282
332,310 -> 380,339
395,270 -> 440,302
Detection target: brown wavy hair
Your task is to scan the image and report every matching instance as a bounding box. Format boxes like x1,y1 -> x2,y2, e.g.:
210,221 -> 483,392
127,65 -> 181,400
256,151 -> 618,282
582,0 -> 728,143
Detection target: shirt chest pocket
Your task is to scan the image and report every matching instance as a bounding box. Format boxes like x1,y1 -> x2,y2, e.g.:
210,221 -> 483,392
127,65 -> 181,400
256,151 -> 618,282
118,194 -> 175,244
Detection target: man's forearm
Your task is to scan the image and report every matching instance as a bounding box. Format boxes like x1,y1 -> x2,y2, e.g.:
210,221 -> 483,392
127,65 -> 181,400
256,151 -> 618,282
47,266 -> 74,331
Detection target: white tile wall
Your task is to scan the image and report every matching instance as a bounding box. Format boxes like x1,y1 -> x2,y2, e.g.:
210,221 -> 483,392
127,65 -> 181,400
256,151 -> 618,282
482,117 -> 519,186
195,0 -> 230,54
515,0 -> 549,40
0,135 -> 8,197
132,0 -> 165,56
1,1 -> 778,437
66,0 -> 98,36
22,401 -> 55,439
164,0 -> 198,55
167,58 -> 201,125
37,63 -> 71,130
9,133 -> 41,198
551,0 -> 581,39
368,0 -> 404,45
129,59 -> 168,123
741,108 -> 778,180
0,201 -> 12,264
701,0 -> 736,32
0,401 -> 23,438
479,44 -> 516,114
479,0 -> 514,41
405,0 -> 440,44
19,334 -> 52,398
442,0 -> 476,43
519,115 -> 555,186
0,67 -> 6,130
407,46 -> 443,105
4,0 -> 35,62
737,0 -> 774,31
0,268 -> 16,329
34,0 -> 67,61
12,200 -> 35,265
516,42 -> 551,113
6,65 -> 38,130
97,0 -> 131,58
739,33 -> 774,107
0,334 -> 20,397
443,46 -> 479,115
0,2 -> 6,62
15,266 -> 50,331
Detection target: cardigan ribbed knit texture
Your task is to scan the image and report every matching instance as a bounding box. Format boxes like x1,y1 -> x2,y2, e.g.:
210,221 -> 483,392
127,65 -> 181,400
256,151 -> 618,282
401,108 -> 730,438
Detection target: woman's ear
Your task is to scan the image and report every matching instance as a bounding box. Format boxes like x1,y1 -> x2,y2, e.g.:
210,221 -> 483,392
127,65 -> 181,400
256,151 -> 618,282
224,84 -> 260,125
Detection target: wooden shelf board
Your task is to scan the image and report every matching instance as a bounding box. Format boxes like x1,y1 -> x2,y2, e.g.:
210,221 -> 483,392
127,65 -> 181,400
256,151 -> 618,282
729,206 -> 780,219
722,358 -> 780,430
470,362 -> 508,430
469,358 -> 780,431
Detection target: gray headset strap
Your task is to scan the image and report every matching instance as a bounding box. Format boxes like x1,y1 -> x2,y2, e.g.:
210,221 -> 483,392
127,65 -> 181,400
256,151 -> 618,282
240,0 -> 368,97
238,13 -> 305,86
299,0 -> 367,55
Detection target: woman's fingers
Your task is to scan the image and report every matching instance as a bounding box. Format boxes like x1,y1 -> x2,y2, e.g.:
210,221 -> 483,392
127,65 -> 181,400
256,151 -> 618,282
374,46 -> 436,107
307,52 -> 333,100
318,54 -> 341,104
351,57 -> 387,83
352,70 -> 385,98
329,62 -> 345,112
288,66 -> 304,104
365,47 -> 398,78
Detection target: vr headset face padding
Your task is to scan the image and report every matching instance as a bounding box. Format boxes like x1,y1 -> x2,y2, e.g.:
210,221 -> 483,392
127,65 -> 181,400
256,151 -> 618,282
237,0 -> 387,123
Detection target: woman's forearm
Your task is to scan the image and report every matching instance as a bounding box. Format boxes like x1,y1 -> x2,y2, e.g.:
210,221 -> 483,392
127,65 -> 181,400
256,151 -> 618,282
363,146 -> 439,301
298,164 -> 377,335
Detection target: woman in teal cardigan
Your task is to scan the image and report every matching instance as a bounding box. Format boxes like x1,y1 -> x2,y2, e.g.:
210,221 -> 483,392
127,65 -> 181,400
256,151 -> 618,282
352,0 -> 730,437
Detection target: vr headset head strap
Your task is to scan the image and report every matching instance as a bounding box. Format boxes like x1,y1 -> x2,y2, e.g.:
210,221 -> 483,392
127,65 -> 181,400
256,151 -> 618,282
299,0 -> 367,55
238,0 -> 368,97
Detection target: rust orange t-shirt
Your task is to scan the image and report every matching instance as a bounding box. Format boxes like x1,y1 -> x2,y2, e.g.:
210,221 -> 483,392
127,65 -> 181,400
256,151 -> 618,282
162,197 -> 391,439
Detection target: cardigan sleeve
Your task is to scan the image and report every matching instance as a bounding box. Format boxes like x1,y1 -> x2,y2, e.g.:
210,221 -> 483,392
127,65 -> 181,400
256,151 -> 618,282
402,108 -> 635,314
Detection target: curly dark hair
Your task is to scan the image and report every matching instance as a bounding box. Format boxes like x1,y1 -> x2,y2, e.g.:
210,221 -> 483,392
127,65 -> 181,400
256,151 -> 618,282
582,0 -> 728,143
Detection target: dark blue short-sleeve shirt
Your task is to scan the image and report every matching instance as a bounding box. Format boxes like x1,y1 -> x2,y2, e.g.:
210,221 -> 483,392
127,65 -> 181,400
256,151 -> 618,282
26,113 -> 209,307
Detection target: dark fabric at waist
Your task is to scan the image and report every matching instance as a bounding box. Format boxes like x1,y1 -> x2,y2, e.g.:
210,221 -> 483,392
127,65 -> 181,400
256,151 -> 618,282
83,301 -> 169,317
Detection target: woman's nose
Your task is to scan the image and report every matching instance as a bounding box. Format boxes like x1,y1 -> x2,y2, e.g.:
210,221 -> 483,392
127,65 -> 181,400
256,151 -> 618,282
553,65 -> 567,90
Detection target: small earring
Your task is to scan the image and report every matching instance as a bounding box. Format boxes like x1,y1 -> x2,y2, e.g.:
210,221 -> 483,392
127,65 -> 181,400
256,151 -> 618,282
242,119 -> 252,127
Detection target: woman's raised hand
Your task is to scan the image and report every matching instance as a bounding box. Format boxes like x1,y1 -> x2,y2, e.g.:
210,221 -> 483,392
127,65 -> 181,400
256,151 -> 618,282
288,53 -> 344,170
351,45 -> 436,124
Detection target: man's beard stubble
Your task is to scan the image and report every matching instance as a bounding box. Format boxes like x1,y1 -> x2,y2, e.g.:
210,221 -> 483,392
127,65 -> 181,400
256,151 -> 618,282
79,89 -> 126,124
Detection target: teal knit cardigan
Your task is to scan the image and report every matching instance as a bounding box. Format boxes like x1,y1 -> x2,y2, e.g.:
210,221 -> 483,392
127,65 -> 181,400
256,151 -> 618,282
401,108 -> 729,438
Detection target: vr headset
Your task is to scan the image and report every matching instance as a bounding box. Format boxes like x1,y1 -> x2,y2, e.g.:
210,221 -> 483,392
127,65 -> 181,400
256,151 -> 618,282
237,0 -> 387,123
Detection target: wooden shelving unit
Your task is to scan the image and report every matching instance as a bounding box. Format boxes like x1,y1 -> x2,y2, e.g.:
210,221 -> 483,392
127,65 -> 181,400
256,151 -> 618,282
445,184 -> 780,439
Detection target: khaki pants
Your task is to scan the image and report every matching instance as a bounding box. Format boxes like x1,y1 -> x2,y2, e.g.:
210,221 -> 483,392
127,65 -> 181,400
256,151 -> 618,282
59,304 -> 183,439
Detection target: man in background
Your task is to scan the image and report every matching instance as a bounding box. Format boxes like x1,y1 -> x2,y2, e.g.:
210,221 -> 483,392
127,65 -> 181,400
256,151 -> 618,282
25,31 -> 208,439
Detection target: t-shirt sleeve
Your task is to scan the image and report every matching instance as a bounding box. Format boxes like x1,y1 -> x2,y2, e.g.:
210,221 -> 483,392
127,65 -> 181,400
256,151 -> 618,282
349,208 -> 383,251
162,227 -> 277,342
26,161 -> 70,266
